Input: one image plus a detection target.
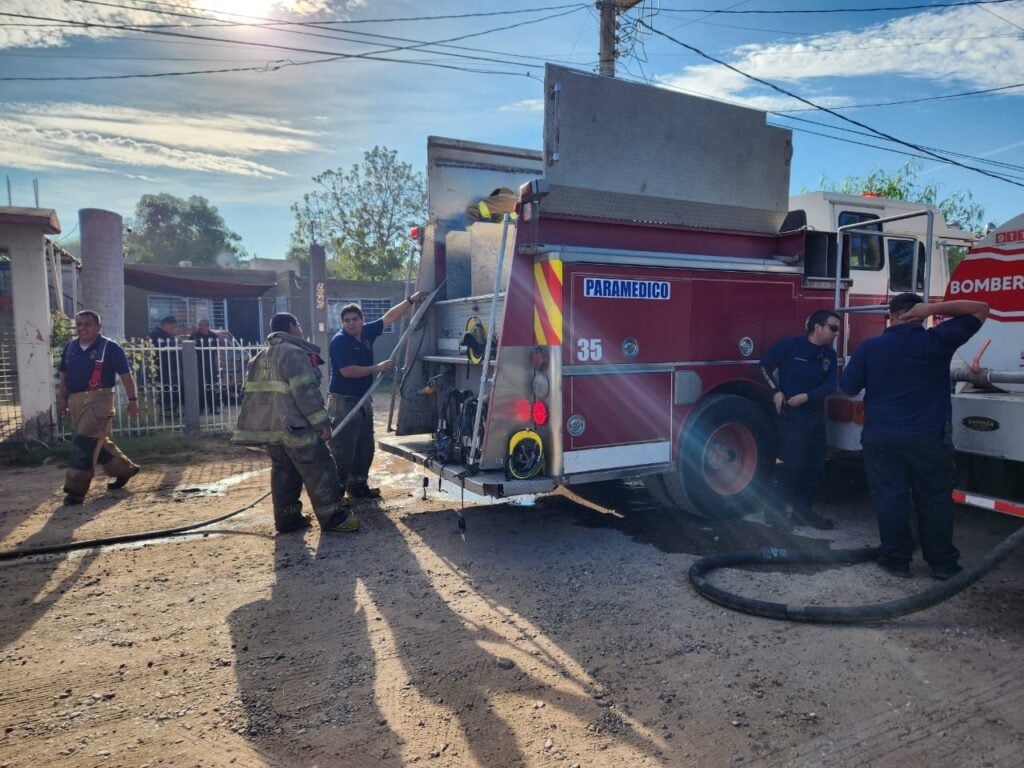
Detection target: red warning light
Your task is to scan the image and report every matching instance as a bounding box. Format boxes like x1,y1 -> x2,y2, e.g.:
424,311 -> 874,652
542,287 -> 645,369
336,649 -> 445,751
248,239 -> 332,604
532,400 -> 549,426
513,399 -> 532,422
409,226 -> 422,240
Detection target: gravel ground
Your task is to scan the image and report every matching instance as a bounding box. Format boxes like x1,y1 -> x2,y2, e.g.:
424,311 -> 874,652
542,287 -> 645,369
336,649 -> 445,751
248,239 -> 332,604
1,424 -> 1022,768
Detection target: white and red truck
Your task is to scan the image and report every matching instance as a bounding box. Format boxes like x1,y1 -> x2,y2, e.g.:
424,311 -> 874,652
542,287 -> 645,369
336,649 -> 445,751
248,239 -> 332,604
945,215 -> 1024,516
380,64 -> 1021,520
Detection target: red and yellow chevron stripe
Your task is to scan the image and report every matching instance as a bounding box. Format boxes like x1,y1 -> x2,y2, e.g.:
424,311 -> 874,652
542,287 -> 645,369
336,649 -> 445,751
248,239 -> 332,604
533,258 -> 563,345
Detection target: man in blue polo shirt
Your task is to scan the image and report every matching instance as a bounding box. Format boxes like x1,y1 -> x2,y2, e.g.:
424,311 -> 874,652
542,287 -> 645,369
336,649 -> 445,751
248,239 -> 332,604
759,309 -> 840,530
840,293 -> 988,580
57,310 -> 141,505
328,294 -> 424,498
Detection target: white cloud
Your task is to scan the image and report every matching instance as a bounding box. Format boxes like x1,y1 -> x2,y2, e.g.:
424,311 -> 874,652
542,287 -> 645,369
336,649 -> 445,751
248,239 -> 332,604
658,5 -> 1024,112
0,103 -> 319,178
10,103 -> 319,155
498,99 -> 544,113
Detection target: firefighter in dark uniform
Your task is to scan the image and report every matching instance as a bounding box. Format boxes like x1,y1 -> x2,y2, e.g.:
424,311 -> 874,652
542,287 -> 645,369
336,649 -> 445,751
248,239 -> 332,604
759,309 -> 840,529
327,295 -> 424,498
57,310 -> 141,505
840,293 -> 988,580
232,313 -> 358,534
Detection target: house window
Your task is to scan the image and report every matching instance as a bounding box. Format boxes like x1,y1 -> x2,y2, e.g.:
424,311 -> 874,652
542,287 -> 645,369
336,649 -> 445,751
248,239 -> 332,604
326,298 -> 396,334
148,296 -> 228,331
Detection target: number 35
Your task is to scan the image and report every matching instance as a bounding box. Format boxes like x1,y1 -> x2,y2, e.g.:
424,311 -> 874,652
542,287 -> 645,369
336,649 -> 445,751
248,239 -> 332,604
576,338 -> 603,362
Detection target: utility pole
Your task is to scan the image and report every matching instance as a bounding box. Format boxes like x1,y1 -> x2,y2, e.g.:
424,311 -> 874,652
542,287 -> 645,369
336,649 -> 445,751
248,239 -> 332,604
597,0 -> 643,77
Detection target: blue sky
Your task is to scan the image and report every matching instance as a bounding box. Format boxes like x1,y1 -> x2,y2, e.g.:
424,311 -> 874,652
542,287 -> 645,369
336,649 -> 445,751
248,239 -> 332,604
2,0 -> 1022,260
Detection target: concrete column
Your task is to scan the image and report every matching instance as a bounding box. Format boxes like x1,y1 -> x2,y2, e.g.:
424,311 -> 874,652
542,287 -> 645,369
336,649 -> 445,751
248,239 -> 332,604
79,208 -> 125,339
179,339 -> 200,434
0,207 -> 62,441
309,243 -> 329,398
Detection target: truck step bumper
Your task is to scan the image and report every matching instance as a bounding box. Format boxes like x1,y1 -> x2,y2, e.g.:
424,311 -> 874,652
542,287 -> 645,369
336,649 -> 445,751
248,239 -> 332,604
378,434 -> 557,498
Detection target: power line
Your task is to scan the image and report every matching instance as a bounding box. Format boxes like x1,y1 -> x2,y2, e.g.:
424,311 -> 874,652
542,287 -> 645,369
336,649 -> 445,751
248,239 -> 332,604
685,17 -> 1023,39
773,113 -> 1024,176
774,82 -> 1024,112
658,0 -> 1020,14
976,0 -> 1024,31
774,121 -> 1024,185
61,0 -> 586,69
0,7 -> 579,61
637,19 -> 1024,188
77,0 -> 587,26
0,7 -> 586,81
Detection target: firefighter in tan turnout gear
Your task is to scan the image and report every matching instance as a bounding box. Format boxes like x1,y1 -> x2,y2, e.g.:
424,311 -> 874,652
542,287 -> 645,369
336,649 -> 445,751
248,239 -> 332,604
232,313 -> 359,534
57,310 -> 141,505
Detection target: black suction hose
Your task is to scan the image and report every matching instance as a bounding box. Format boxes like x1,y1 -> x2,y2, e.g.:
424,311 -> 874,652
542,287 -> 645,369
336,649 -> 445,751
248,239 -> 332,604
0,490 -> 271,563
689,523 -> 1024,623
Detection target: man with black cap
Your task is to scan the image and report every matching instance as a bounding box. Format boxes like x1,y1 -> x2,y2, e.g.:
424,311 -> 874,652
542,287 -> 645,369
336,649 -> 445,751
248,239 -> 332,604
840,293 -> 988,580
150,315 -> 180,415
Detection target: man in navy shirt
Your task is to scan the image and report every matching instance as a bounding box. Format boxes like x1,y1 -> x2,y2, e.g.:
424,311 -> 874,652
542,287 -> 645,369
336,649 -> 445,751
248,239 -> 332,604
759,309 -> 840,530
57,310 -> 141,505
840,293 -> 988,580
150,315 -> 179,416
328,294 -> 423,498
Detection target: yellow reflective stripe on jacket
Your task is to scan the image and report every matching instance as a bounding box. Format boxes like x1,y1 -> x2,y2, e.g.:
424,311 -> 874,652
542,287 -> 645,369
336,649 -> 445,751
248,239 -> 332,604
478,201 -> 491,219
307,408 -> 329,427
242,379 -> 290,394
231,429 -> 321,447
288,371 -> 318,391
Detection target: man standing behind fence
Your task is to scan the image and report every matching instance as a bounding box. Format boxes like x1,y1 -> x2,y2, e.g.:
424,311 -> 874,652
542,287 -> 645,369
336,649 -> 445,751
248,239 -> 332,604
232,313 -> 359,534
57,310 -> 141,505
150,315 -> 179,416
190,318 -> 220,414
328,295 -> 424,499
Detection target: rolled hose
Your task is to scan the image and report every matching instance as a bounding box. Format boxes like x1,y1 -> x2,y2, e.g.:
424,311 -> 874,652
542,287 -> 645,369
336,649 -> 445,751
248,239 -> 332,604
0,490 -> 271,563
688,522 -> 1024,623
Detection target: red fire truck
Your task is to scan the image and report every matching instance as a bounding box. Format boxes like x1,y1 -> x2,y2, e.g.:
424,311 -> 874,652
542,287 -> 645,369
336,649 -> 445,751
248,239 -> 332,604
380,64 -> 1020,520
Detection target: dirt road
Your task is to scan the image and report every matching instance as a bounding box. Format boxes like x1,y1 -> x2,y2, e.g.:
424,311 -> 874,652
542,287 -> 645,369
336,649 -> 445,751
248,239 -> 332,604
1,433 -> 1022,767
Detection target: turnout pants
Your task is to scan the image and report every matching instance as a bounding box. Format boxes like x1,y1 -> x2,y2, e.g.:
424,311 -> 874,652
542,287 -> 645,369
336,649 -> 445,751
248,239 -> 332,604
64,389 -> 139,500
775,408 -> 826,521
862,434 -> 960,571
266,441 -> 348,532
327,394 -> 374,491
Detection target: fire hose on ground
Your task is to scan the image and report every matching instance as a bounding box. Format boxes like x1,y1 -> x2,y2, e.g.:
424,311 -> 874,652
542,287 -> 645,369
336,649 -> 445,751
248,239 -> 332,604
0,289 -> 441,564
688,523 -> 1024,623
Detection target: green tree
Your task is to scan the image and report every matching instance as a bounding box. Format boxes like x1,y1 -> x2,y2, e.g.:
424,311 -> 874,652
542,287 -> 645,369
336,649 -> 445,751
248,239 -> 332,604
290,146 -> 426,280
818,161 -> 985,272
818,160 -> 986,236
124,193 -> 243,267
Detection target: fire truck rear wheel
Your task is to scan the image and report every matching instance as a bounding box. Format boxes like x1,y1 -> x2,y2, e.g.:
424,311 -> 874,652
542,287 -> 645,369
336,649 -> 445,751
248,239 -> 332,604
658,394 -> 773,520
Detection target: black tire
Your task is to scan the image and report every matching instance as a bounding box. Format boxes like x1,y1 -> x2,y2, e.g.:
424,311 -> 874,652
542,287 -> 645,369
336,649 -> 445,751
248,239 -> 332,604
650,394 -> 774,520
641,473 -> 685,510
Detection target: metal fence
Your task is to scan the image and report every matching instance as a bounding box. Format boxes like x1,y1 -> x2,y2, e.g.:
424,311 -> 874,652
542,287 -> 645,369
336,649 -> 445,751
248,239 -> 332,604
0,326 -> 22,445
55,338 -> 264,440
